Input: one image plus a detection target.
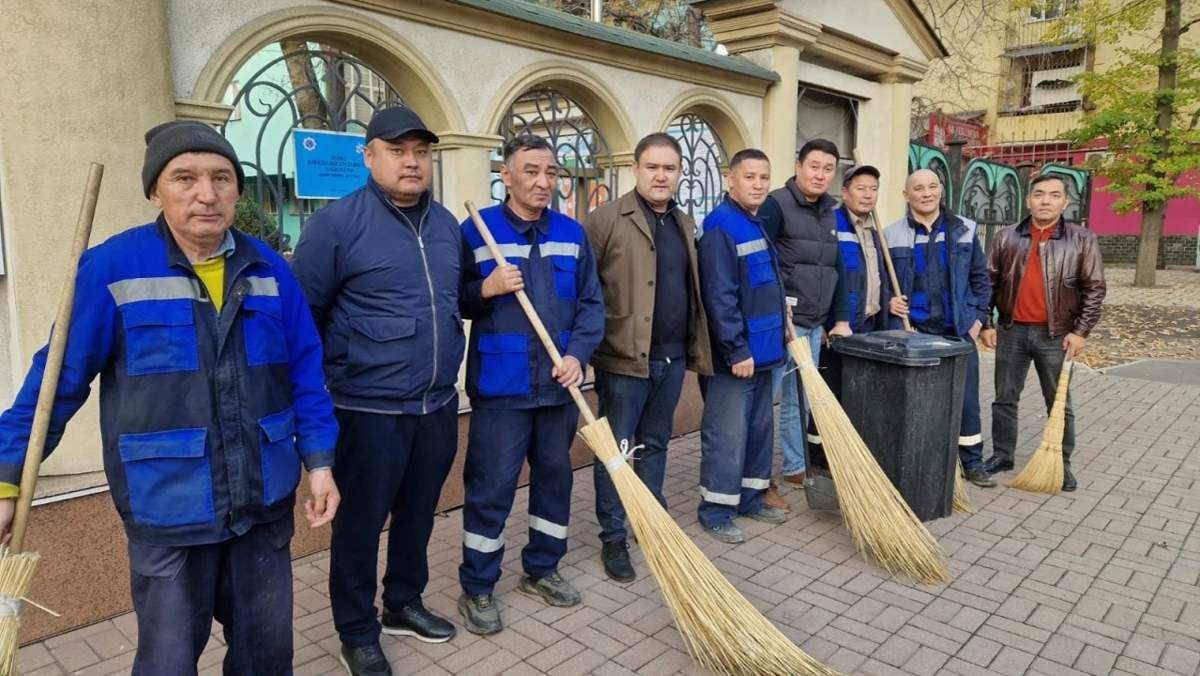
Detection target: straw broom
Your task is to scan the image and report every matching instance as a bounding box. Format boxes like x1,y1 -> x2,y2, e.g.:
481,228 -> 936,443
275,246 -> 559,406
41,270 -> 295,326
787,327 -> 949,585
1008,360 -> 1072,494
0,163 -> 103,673
853,149 -> 974,515
465,201 -> 839,676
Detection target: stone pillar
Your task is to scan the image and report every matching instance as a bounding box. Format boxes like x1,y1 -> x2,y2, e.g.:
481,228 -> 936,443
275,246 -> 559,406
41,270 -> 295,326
436,132 -> 503,219
877,57 -> 927,225
759,44 -> 801,177
606,151 -> 636,204
0,0 -> 176,475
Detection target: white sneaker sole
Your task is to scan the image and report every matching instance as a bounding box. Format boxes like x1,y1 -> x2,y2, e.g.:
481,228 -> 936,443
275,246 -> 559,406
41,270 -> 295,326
380,625 -> 454,643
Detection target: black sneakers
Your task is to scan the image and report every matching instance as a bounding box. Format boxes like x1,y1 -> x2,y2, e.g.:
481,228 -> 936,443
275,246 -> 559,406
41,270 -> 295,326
601,541 -> 636,583
1062,465 -> 1077,492
983,455 -> 1015,474
339,642 -> 391,676
963,467 -> 997,488
381,603 -> 456,643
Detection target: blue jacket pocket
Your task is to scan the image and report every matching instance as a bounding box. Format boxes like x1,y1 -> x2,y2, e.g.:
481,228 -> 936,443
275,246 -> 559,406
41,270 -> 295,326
243,294 -> 288,367
552,256 -> 577,300
118,427 -> 214,527
121,300 -> 200,376
746,313 -> 784,367
477,332 -> 530,397
258,408 -> 299,506
745,250 -> 776,288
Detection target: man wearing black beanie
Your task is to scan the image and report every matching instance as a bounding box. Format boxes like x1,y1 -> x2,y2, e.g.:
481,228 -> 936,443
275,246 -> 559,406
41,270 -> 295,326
0,119 -> 341,675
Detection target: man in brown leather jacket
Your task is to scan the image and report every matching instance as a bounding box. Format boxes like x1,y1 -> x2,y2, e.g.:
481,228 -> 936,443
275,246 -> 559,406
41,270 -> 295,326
584,133 -> 712,582
980,173 -> 1106,491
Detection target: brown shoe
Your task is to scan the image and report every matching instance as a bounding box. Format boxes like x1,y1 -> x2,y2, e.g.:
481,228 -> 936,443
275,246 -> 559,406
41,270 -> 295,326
764,484 -> 791,512
782,471 -> 806,486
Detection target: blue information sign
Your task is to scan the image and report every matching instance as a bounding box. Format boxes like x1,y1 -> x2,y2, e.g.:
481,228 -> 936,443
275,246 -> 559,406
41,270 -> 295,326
293,129 -> 369,200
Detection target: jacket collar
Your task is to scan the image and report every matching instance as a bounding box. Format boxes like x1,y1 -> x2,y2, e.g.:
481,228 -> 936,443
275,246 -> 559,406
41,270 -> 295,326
502,201 -> 550,236
367,178 -> 431,218
1015,215 -> 1067,239
722,193 -> 763,222
783,177 -> 837,213
157,214 -> 267,277
618,190 -> 653,242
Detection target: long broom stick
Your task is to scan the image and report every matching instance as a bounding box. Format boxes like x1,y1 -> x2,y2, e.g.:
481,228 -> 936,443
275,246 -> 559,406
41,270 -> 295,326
853,149 -> 973,514
1008,360 -> 1072,494
0,163 -> 103,672
786,323 -> 950,585
465,201 -> 838,676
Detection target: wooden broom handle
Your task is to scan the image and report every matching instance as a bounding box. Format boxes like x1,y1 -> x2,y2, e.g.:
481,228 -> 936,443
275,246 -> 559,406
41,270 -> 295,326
465,201 -> 598,426
851,149 -> 911,332
10,163 -> 104,551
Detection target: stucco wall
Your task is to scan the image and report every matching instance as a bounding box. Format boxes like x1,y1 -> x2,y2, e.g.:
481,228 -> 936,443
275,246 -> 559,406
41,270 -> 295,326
0,0 -> 175,475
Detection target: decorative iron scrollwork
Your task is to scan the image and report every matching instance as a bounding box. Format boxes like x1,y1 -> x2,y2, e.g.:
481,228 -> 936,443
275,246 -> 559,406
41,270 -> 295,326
667,113 -> 727,222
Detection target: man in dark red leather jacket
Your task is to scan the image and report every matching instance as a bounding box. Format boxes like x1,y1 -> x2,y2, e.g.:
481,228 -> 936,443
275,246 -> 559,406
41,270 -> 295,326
980,173 -> 1106,491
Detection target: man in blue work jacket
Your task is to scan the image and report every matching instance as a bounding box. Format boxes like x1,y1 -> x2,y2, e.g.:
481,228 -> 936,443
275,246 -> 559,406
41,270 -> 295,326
456,134 -> 604,635
885,169 -> 996,488
0,121 -> 340,675
292,108 -> 486,676
697,148 -> 789,545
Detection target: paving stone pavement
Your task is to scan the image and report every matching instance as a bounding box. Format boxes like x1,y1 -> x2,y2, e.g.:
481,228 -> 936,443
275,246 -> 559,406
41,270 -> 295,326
20,357 -> 1200,675
1103,268 -> 1200,309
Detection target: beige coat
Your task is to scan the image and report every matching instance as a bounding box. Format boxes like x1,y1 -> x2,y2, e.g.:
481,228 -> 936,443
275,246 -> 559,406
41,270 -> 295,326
584,190 -> 713,378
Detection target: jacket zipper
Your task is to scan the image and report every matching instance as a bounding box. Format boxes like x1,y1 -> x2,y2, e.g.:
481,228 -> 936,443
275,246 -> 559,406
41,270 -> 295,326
1040,239 -> 1053,335
391,199 -> 437,415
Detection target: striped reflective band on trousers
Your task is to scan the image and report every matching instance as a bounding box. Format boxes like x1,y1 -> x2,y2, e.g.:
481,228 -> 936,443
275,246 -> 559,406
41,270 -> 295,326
464,530 -> 504,553
107,275 -> 280,305
528,515 -> 568,540
471,241 -> 580,264
735,238 -> 768,257
959,434 -> 982,446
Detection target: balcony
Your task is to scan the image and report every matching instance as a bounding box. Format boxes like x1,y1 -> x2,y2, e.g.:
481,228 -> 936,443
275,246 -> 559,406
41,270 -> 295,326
992,107 -> 1083,144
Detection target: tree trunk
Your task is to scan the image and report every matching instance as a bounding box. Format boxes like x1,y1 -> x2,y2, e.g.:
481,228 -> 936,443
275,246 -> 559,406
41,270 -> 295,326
279,39 -> 327,130
1135,0 -> 1182,287
1134,205 -> 1167,286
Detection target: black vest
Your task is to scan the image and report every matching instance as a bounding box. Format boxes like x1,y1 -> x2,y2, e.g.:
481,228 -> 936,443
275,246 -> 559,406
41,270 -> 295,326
768,178 -> 840,328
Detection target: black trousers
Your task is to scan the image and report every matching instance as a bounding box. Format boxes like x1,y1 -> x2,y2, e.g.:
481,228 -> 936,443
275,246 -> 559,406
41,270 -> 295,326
991,323 -> 1076,463
329,404 -> 458,647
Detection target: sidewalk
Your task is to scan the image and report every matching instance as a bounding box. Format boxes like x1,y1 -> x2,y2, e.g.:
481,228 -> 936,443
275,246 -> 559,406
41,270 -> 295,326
20,357 -> 1200,675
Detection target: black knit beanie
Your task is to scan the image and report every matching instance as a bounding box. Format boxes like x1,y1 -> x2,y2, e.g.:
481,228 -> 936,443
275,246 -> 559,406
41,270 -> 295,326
142,121 -> 245,198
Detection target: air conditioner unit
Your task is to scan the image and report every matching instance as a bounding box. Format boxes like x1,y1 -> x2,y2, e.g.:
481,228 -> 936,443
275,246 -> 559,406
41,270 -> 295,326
1029,64 -> 1084,107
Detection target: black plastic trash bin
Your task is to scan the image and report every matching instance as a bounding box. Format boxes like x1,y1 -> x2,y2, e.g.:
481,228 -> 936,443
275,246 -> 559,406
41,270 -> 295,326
809,330 -> 974,521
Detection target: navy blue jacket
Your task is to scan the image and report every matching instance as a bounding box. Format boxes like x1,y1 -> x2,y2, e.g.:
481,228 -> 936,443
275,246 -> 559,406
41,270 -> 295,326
292,182 -> 465,415
830,206 -> 890,333
697,196 -> 787,373
461,205 -> 604,409
0,220 -> 337,545
884,210 -> 992,338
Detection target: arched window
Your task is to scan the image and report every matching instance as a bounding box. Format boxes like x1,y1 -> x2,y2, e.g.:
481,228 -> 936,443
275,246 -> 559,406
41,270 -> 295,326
666,113 -> 727,222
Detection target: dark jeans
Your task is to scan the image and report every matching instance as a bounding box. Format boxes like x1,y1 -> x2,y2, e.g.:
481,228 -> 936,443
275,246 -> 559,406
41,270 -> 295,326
991,323 -> 1075,463
329,404 -> 458,647
129,517 -> 295,676
592,359 -> 687,544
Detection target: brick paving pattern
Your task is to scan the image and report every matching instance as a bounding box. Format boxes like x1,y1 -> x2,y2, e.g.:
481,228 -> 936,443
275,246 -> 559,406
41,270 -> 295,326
20,358 -> 1200,675
1102,268 -> 1200,310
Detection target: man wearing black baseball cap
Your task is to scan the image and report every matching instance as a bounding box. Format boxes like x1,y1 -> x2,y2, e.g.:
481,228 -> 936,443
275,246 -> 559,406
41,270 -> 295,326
294,106 -> 506,675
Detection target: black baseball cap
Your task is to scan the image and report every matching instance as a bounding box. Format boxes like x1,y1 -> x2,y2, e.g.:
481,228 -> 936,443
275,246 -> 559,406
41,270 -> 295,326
842,164 -> 880,186
365,107 -> 439,144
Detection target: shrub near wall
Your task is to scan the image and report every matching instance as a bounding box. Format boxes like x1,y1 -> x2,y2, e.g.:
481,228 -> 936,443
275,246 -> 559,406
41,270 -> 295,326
1097,236 -> 1198,267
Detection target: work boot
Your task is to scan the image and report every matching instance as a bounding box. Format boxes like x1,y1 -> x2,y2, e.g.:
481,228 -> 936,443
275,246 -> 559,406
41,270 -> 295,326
983,455 -> 1014,474
764,482 -> 791,511
782,471 -> 807,486
963,467 -> 997,488
519,571 -> 581,607
381,602 -> 456,643
706,523 -> 745,544
458,593 -> 502,635
747,506 -> 788,524
601,540 -> 636,583
339,642 -> 392,676
1062,463 -> 1077,492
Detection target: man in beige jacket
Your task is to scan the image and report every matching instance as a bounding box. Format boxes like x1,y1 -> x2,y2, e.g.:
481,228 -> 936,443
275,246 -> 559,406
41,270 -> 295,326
584,133 -> 712,583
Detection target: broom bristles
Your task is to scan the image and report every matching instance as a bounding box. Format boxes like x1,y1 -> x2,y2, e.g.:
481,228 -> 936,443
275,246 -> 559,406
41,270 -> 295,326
0,547 -> 40,675
1008,361 -> 1072,494
787,338 -> 950,586
953,459 -> 975,514
578,417 -> 841,676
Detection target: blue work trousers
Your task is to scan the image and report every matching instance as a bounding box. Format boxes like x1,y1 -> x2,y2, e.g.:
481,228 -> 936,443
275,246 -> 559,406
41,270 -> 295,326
592,358 -> 686,544
460,404 -> 578,595
698,371 -> 774,528
128,516 -> 295,676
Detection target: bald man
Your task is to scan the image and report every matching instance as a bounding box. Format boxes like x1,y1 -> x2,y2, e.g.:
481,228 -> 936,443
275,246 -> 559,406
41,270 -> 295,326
884,170 -> 995,488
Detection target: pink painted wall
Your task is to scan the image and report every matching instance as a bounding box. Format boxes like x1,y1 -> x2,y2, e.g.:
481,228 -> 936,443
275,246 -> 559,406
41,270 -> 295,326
1088,174 -> 1200,236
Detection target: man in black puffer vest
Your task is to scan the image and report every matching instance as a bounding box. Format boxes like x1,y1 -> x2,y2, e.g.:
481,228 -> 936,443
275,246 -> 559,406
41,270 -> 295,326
758,139 -> 851,505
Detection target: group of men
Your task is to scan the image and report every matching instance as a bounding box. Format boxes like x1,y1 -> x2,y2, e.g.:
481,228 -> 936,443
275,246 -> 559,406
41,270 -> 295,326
0,104 -> 1105,675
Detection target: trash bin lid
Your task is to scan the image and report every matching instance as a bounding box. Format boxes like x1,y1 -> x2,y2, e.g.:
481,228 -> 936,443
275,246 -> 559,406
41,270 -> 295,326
832,330 -> 974,366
